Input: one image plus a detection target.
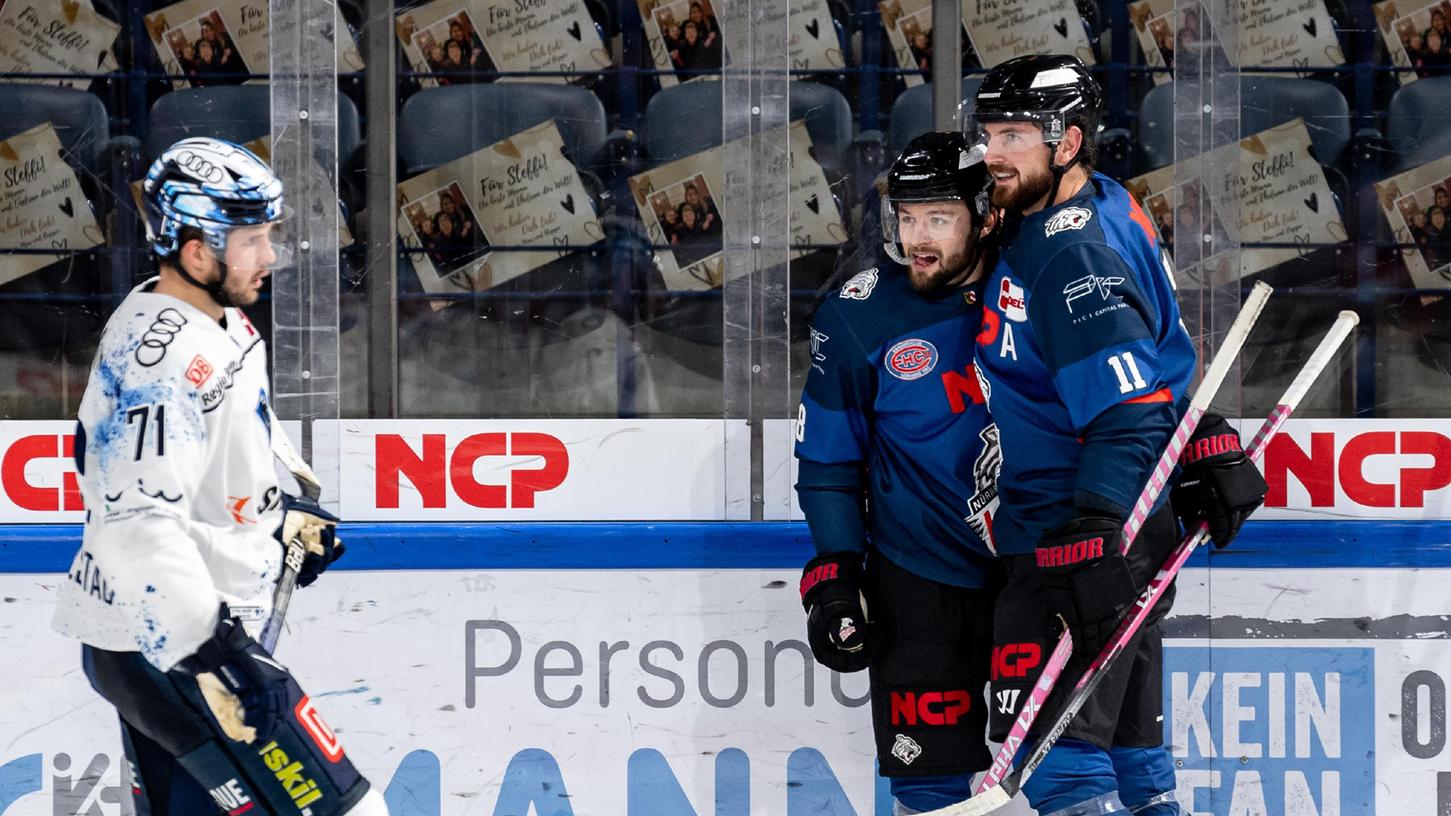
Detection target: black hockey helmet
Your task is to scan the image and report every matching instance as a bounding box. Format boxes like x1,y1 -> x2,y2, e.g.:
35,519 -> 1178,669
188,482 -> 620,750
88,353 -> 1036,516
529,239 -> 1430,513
881,131 -> 992,265
970,54 -> 1103,146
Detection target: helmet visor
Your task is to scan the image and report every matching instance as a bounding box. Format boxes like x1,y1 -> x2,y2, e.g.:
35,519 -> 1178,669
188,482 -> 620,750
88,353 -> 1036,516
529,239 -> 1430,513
216,209 -> 295,272
881,197 -> 973,257
966,118 -> 1055,155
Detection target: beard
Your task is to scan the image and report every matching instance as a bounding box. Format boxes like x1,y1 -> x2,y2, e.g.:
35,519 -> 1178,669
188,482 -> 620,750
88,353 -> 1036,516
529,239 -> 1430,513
906,243 -> 975,294
989,161 -> 1054,212
218,267 -> 263,307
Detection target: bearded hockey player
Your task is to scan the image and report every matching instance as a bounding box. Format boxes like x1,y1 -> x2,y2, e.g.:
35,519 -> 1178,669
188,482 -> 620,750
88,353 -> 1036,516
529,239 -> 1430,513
794,132 -> 1005,814
968,56 -> 1267,815
51,138 -> 389,816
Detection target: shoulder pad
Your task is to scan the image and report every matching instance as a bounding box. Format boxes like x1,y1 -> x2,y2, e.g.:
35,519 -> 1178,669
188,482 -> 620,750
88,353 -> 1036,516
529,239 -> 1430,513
838,268 -> 879,300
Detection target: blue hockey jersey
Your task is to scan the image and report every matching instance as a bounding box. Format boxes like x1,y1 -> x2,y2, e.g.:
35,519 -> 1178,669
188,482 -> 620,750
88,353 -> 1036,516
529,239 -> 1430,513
794,266 -> 1000,589
974,173 -> 1195,555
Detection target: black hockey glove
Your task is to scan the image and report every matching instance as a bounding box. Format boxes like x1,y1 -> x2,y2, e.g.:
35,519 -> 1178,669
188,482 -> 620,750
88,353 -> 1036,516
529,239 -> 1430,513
179,607 -> 293,743
1172,413 -> 1267,549
274,494 -> 344,588
799,552 -> 886,673
1035,516 -> 1139,659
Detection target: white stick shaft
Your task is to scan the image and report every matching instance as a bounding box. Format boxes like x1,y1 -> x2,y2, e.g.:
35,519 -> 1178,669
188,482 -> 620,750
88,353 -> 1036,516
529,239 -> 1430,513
1123,280 -> 1273,544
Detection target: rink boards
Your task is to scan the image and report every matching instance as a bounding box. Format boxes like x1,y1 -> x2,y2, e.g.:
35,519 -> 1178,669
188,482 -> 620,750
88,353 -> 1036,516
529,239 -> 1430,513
1,416 -> 1450,815
3,526 -> 1451,816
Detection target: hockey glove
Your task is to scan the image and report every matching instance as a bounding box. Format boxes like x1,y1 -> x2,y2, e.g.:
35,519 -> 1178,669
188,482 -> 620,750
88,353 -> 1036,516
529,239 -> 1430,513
1035,516 -> 1139,659
1171,413 -> 1267,549
275,494 -> 344,588
179,607 -> 293,744
800,552 -> 886,673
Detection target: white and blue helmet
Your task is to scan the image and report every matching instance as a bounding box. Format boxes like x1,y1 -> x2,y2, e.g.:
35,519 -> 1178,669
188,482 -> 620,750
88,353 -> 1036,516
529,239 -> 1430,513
142,137 -> 285,258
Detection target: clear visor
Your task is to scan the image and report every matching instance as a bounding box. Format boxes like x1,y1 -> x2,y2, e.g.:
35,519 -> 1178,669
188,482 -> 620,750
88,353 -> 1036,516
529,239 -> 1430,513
881,197 -> 972,262
965,116 -> 1060,155
206,209 -> 295,272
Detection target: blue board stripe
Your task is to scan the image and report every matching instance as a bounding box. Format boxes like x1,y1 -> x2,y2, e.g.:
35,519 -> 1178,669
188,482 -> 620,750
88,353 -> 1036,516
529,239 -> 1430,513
4,521 -> 1450,573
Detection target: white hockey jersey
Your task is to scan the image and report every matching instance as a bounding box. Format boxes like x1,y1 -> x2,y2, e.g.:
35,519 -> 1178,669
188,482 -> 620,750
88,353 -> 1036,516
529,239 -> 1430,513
52,280 -> 284,671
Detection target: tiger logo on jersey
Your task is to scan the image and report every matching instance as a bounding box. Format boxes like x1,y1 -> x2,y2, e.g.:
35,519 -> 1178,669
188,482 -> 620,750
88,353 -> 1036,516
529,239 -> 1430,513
965,423 -> 1001,554
1044,206 -> 1092,237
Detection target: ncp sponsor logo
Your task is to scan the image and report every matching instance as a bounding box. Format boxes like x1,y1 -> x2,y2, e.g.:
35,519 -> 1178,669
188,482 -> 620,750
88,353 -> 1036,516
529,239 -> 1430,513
0,430 -> 82,515
375,432 -> 569,510
1263,425 -> 1451,514
888,690 -> 972,726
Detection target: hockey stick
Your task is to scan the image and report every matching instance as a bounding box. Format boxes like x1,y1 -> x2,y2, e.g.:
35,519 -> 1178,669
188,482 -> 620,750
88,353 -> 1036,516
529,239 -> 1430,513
970,281 -> 1272,802
916,281 -> 1274,816
259,406 -> 321,653
928,306 -> 1355,816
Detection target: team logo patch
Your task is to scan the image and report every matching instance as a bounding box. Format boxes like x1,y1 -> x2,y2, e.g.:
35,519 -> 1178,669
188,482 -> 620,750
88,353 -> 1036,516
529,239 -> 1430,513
837,617 -> 857,642
997,279 -> 1027,323
839,268 -> 879,300
885,338 -> 938,380
891,734 -> 923,765
186,354 -> 214,387
1045,206 -> 1093,237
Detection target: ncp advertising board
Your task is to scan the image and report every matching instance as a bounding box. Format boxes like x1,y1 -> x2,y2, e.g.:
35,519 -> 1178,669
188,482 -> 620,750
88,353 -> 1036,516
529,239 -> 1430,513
2,565 -> 1449,815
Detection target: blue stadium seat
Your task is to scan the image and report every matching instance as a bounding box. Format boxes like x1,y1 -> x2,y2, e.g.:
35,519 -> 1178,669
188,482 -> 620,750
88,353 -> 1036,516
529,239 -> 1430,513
0,84 -> 111,172
1388,77 -> 1451,171
643,80 -> 854,167
887,77 -> 984,156
1138,77 -> 1350,170
397,83 -> 608,176
144,86 -> 363,165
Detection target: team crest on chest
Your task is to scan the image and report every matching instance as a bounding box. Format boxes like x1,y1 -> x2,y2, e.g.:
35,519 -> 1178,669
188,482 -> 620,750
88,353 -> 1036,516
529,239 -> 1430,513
839,268 -> 879,300
885,338 -> 938,380
1044,206 -> 1092,237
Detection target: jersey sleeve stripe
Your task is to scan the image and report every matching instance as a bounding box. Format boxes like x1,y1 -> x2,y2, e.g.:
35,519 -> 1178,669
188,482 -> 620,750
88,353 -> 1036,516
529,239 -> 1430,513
1121,387 -> 1173,405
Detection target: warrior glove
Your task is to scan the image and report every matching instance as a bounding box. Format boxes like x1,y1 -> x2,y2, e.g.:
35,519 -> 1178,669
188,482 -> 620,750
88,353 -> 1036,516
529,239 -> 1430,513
1172,413 -> 1267,549
275,494 -> 345,588
178,607 -> 293,743
1034,516 -> 1138,659
800,552 -> 886,673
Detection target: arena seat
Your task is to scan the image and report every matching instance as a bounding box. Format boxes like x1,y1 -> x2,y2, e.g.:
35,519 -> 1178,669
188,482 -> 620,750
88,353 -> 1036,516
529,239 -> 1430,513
1138,77 -> 1350,170
1388,76 -> 1451,171
397,83 -> 608,176
144,86 -> 362,166
886,77 -> 984,157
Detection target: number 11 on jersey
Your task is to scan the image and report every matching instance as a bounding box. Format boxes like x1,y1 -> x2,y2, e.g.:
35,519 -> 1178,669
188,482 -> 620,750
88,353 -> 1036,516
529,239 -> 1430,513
1106,352 -> 1147,394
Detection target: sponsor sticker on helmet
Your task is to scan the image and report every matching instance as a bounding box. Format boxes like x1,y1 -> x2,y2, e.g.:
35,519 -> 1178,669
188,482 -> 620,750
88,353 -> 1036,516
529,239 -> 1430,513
886,338 -> 939,380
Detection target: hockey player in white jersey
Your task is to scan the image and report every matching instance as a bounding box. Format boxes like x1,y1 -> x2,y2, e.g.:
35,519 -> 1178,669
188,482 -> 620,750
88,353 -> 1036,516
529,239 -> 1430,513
51,138 -> 390,816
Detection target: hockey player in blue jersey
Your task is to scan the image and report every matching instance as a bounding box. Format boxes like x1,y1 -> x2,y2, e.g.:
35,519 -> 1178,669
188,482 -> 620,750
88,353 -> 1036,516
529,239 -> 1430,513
794,132 -> 1005,815
966,56 -> 1267,815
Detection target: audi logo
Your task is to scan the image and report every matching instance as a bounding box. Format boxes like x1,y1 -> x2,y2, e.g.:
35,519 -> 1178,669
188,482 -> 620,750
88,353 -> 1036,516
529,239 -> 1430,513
135,309 -> 188,367
176,151 -> 224,184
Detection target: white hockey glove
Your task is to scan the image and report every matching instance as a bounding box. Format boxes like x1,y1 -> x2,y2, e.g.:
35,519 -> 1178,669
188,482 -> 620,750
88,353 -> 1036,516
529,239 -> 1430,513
275,494 -> 345,587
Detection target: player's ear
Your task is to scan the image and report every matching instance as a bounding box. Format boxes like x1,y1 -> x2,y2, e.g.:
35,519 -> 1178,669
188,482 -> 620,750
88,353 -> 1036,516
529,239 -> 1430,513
178,235 -> 214,276
1056,125 -> 1085,166
979,208 -> 999,238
